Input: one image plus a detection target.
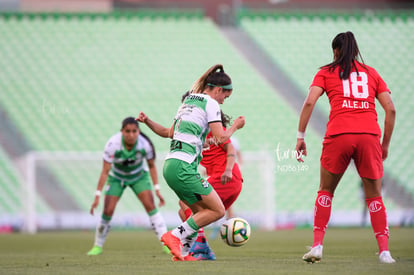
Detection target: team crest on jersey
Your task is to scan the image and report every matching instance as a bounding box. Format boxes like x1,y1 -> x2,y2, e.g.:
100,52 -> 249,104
200,178 -> 209,188
135,152 -> 143,163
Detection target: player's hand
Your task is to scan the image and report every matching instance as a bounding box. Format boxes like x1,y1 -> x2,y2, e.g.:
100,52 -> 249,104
381,144 -> 389,160
221,169 -> 233,184
136,111 -> 148,123
89,197 -> 99,215
234,116 -> 245,130
156,190 -> 165,207
206,137 -> 218,146
295,138 -> 307,162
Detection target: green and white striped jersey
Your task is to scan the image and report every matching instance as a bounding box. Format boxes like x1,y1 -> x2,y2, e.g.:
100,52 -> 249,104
166,93 -> 221,164
103,132 -> 155,182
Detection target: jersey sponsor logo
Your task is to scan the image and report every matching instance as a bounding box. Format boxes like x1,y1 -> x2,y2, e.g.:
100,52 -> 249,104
369,200 -> 382,213
317,195 -> 332,207
187,95 -> 205,102
121,158 -> 136,166
113,151 -> 143,167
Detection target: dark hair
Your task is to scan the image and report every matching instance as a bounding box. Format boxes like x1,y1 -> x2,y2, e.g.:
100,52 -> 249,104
140,132 -> 156,160
322,31 -> 366,80
121,116 -> 139,129
181,91 -> 191,103
191,64 -> 232,93
221,111 -> 231,128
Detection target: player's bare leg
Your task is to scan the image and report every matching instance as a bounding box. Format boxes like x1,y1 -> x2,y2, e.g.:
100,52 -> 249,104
87,195 -> 119,255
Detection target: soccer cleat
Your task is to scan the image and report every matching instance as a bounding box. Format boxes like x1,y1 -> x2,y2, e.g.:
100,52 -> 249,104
87,246 -> 103,256
302,245 -> 323,263
161,231 -> 183,261
191,252 -> 216,261
189,241 -> 216,260
379,251 -> 396,264
172,255 -> 199,261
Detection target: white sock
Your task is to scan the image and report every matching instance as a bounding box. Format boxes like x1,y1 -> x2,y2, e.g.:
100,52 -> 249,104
181,233 -> 197,256
94,219 -> 110,247
149,211 -> 167,240
171,221 -> 198,256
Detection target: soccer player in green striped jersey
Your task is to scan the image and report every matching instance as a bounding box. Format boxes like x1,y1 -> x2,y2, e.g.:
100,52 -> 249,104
137,64 -> 245,261
87,117 -> 168,256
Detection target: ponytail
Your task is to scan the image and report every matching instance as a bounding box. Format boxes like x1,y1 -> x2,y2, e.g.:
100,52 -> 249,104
322,31 -> 366,80
191,64 -> 231,93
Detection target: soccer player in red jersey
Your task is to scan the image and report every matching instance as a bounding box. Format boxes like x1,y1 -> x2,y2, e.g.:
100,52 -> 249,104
295,32 -> 396,264
200,113 -> 243,213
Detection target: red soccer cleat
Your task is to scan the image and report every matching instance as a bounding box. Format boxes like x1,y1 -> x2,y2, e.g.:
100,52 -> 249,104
161,231 -> 183,261
172,254 -> 199,261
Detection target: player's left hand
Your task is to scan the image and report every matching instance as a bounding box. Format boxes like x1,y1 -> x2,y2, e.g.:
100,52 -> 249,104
136,111 -> 148,123
295,139 -> 307,162
90,197 -> 99,215
156,190 -> 165,207
381,144 -> 389,160
221,169 -> 233,184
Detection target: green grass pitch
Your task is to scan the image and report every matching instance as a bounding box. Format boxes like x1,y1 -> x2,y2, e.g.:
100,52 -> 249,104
0,227 -> 413,274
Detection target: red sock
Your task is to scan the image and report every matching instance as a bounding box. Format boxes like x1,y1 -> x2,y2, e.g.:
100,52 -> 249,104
184,208 -> 192,220
312,191 -> 333,247
366,196 -> 389,253
195,228 -> 206,243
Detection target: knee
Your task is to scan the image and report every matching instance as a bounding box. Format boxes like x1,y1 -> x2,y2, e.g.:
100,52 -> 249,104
216,204 -> 226,220
103,209 -> 114,217
143,202 -> 156,213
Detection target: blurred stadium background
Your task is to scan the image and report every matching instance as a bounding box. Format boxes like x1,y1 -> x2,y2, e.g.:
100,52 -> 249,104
0,0 -> 413,233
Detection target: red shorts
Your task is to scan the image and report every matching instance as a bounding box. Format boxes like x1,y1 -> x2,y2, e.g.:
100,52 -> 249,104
207,166 -> 243,210
321,133 -> 383,179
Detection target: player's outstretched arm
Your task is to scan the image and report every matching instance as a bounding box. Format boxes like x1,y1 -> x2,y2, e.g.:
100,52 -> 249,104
136,111 -> 173,138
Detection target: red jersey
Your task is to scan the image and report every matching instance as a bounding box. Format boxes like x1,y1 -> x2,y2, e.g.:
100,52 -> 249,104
311,62 -> 390,137
200,130 -> 241,178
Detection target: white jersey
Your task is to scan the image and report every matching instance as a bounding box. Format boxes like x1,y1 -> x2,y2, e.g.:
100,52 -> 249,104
166,93 -> 221,164
103,132 -> 155,182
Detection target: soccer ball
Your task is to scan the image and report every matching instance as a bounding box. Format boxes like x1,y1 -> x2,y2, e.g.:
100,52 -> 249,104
220,217 -> 251,247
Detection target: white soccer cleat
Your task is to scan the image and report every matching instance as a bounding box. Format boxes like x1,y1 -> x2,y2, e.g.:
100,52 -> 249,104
379,251 -> 396,264
302,245 -> 323,263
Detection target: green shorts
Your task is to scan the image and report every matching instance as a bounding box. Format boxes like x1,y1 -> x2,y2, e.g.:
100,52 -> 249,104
105,173 -> 152,197
163,158 -> 213,205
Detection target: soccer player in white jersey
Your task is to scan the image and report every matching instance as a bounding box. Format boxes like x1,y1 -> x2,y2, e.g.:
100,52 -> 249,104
87,117 -> 168,256
137,64 -> 245,261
